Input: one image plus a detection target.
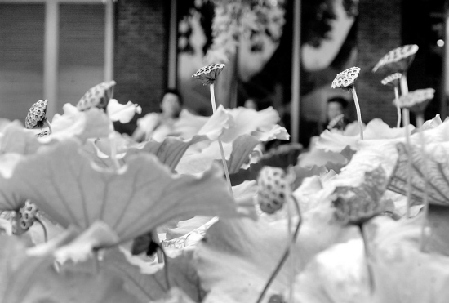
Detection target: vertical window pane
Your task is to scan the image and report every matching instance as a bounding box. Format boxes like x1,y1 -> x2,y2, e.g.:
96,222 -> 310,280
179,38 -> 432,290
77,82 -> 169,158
58,3 -> 105,111
0,3 -> 44,121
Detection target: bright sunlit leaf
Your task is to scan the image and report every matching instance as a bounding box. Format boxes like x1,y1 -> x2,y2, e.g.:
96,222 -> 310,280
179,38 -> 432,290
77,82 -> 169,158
196,205 -> 358,303
107,99 -> 142,123
127,136 -> 206,171
226,135 -> 260,174
45,104 -> 110,142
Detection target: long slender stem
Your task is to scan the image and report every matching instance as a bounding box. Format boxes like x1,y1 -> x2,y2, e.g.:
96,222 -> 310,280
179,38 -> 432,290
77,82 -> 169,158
153,231 -> 164,264
417,114 -> 430,252
400,74 -> 413,218
394,86 -> 401,128
210,84 -> 218,112
209,84 -> 233,195
256,197 -> 301,303
218,140 -> 233,194
34,217 -> 48,243
358,224 -> 375,293
287,171 -> 296,303
402,109 -> 413,219
161,248 -> 171,290
351,88 -> 364,140
46,120 -> 52,135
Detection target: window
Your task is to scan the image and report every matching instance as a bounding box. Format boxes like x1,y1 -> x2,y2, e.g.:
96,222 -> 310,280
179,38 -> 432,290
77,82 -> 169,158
0,0 -> 114,122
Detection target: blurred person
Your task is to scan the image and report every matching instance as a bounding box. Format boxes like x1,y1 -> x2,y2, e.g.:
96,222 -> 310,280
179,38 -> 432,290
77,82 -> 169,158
133,89 -> 183,142
324,96 -> 349,131
244,98 -> 258,110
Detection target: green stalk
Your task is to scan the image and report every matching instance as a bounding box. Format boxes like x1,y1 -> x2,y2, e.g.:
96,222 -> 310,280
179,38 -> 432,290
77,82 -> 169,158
46,120 -> 52,135
394,86 -> 401,128
286,169 -> 296,303
416,114 -> 430,252
34,217 -> 48,243
400,74 -> 413,218
210,84 -> 233,195
107,119 -> 121,171
351,88 -> 364,140
256,196 -> 301,303
358,223 -> 375,293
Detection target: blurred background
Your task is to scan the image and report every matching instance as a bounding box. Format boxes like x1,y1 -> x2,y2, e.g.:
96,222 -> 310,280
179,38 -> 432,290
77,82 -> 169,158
0,0 -> 447,147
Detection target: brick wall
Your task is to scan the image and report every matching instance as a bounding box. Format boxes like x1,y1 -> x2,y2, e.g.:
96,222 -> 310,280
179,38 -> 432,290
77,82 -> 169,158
356,0 -> 402,126
113,0 -> 169,133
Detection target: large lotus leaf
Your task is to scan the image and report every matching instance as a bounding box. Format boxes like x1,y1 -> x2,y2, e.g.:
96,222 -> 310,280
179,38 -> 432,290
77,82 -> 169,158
174,107 -> 286,144
103,248 -> 202,302
52,222 -> 120,263
176,141 -> 233,176
165,216 -> 214,240
152,288 -> 198,303
219,107 -> 282,143
108,99 -> 142,123
79,133 -> 132,170
8,140 -> 239,243
93,132 -> 133,157
45,103 -> 110,142
175,106 -> 232,141
127,136 -> 207,171
328,141 -> 399,189
177,135 -> 261,176
293,170 -> 337,212
0,118 -> 11,131
407,119 -> 449,145
226,135 -> 260,174
315,118 -> 414,152
292,215 -> 449,303
250,124 -> 289,141
294,238 -> 370,303
163,181 -> 258,253
196,205 -> 358,303
228,144 -> 303,186
0,153 -> 25,211
412,114 -> 442,134
0,122 -> 40,154
388,142 -> 449,207
298,148 -> 350,171
165,181 -> 258,240
0,236 -> 143,303
368,217 -> 449,303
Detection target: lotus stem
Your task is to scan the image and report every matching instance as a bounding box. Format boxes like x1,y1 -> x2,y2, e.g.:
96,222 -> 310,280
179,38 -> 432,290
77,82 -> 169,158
161,248 -> 171,290
400,74 -> 413,219
416,114 -> 430,252
153,232 -> 164,264
256,196 -> 301,303
34,217 -> 48,243
351,88 -> 364,140
210,84 -> 218,112
358,223 -> 375,293
287,185 -> 297,303
107,120 -> 121,171
394,86 -> 401,128
46,120 -> 52,135
209,84 -> 233,195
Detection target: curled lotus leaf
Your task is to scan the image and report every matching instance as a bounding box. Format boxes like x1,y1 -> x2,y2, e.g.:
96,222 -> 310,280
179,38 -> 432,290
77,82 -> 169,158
388,142 -> 449,207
